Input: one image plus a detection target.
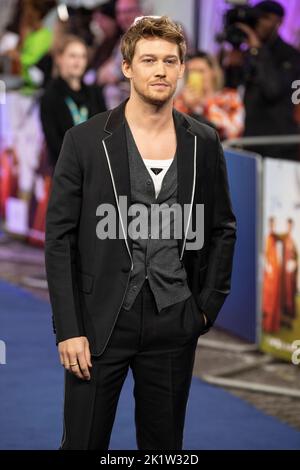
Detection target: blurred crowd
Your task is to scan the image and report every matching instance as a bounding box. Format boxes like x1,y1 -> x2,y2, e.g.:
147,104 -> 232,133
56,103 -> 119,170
0,0 -> 300,168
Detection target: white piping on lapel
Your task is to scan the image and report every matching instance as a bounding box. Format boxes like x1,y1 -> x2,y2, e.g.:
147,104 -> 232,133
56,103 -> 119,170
102,137 -> 134,271
179,133 -> 197,261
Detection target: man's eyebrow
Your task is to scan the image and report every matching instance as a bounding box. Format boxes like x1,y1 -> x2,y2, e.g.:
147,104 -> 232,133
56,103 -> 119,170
139,54 -> 179,59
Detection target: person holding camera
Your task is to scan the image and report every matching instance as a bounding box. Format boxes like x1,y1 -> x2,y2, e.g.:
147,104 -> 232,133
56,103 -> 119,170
236,1 -> 300,159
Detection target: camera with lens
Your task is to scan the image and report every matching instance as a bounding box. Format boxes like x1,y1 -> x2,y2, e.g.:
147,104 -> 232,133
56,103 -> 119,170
216,4 -> 260,48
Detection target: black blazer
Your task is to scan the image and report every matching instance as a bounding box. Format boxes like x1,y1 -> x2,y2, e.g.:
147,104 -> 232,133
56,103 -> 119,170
40,77 -> 107,167
45,99 -> 237,356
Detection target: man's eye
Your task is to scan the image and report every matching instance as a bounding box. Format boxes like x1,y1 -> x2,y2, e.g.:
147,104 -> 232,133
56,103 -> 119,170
143,58 -> 154,63
166,60 -> 176,65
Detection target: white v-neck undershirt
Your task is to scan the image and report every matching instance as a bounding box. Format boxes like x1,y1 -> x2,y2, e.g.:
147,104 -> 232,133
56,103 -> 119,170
142,158 -> 174,198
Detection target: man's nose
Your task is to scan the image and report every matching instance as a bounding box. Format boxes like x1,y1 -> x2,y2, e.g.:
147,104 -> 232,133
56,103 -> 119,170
154,61 -> 167,76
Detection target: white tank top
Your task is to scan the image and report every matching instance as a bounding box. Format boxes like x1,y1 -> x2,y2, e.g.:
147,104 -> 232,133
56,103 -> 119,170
142,158 -> 174,199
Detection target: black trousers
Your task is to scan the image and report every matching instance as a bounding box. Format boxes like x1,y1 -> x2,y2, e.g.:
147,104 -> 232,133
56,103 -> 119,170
60,279 -> 205,450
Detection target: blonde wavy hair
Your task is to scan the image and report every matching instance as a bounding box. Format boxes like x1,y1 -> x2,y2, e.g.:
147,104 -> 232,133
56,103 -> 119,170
121,15 -> 187,64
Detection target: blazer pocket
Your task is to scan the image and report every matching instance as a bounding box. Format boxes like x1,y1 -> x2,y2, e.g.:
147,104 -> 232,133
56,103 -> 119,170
189,294 -> 206,336
77,271 -> 94,294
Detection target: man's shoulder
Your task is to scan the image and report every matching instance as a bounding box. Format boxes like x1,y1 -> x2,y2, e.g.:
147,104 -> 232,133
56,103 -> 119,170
175,108 -> 218,142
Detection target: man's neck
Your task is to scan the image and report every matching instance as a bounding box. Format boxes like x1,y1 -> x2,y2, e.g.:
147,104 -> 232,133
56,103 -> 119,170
125,95 -> 174,133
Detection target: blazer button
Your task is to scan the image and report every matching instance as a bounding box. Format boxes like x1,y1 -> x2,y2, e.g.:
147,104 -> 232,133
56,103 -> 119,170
121,267 -> 131,273
146,180 -> 152,185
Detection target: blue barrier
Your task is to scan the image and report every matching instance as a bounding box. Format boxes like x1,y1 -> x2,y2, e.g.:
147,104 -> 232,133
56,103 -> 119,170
215,149 -> 262,344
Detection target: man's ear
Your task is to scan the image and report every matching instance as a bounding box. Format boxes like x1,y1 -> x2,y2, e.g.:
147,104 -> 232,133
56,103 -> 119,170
178,62 -> 185,80
122,59 -> 132,79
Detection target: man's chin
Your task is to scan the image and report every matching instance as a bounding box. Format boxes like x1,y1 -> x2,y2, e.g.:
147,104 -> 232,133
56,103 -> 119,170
143,91 -> 173,107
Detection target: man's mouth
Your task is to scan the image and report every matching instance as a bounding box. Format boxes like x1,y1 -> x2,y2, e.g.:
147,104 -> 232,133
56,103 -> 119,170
151,83 -> 169,88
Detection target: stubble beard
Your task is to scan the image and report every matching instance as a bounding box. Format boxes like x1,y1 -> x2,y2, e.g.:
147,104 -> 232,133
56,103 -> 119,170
133,81 -> 175,108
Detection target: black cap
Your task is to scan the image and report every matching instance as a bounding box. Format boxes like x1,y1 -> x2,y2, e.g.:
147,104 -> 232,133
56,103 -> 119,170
255,1 -> 285,18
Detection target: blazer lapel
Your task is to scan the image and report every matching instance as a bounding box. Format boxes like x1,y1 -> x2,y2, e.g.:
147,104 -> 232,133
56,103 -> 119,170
173,109 -> 198,259
102,100 -> 133,262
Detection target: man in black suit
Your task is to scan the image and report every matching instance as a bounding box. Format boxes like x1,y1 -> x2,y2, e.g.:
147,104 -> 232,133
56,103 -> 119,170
45,16 -> 236,450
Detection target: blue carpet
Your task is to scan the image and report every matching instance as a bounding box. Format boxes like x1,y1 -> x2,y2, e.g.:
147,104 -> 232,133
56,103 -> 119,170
0,280 -> 299,450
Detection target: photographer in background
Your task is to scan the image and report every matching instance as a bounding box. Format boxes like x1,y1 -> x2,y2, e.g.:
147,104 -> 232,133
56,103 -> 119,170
220,1 -> 300,160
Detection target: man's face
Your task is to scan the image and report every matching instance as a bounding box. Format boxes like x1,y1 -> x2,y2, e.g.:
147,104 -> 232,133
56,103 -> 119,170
255,13 -> 282,42
123,37 -> 185,106
116,0 -> 141,32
